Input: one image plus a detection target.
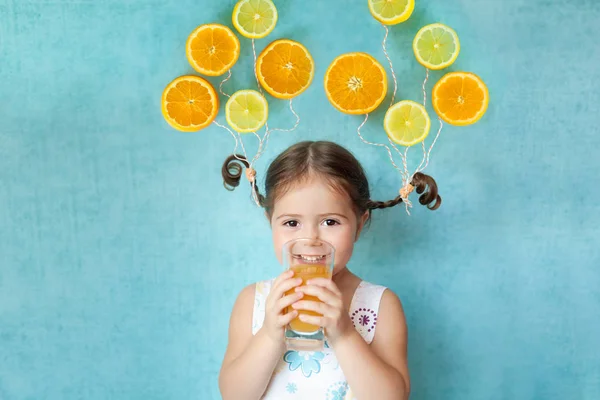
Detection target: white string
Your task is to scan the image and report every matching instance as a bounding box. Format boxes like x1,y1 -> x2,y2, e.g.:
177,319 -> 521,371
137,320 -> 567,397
421,68 -> 429,107
414,70 -> 443,173
212,120 -> 245,162
235,130 -> 261,207
357,115 -> 413,214
403,146 -> 410,182
415,68 -> 430,172
382,24 -> 411,214
381,25 -> 398,108
254,99 -> 300,165
250,131 -> 263,165
249,40 -> 302,170
212,120 -> 261,206
387,139 -> 410,184
251,39 -> 263,95
386,140 -> 413,213
219,70 -> 232,98
236,132 -> 249,161
356,114 -> 405,174
417,117 -> 444,173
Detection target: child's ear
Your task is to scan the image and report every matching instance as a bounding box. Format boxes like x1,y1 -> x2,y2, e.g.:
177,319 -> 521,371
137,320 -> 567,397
355,211 -> 370,241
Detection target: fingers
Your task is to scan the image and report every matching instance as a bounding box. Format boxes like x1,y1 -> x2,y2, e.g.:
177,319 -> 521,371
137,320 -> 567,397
295,285 -> 342,309
276,292 -> 304,312
298,313 -> 324,327
277,309 -> 298,327
305,278 -> 342,297
271,277 -> 303,300
272,270 -> 294,289
292,300 -> 335,317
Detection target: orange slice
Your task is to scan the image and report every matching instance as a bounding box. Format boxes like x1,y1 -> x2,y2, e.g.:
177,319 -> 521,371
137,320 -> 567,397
186,24 -> 240,76
324,52 -> 387,115
256,39 -> 314,99
432,72 -> 489,126
161,76 -> 219,132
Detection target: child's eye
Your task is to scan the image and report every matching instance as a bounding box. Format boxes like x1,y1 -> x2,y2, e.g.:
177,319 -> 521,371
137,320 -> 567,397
323,219 -> 340,226
284,220 -> 299,228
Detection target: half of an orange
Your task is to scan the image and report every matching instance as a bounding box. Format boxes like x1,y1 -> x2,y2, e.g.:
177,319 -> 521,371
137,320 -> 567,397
432,72 -> 489,126
161,76 -> 219,132
186,24 -> 240,76
256,39 -> 314,99
324,52 -> 387,115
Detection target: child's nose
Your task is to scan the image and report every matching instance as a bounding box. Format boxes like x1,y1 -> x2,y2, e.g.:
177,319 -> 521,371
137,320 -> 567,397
302,224 -> 319,240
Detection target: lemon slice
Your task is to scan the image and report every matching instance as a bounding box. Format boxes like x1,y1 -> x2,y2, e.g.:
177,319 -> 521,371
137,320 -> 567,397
413,23 -> 460,70
232,0 -> 278,39
225,90 -> 269,133
368,0 -> 415,25
384,100 -> 431,146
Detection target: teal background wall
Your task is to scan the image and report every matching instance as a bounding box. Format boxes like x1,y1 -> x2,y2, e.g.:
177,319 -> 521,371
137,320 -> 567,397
1,0 -> 599,399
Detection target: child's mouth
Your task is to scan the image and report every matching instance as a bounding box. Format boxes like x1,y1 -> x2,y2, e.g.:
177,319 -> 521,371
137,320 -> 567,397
293,254 -> 326,264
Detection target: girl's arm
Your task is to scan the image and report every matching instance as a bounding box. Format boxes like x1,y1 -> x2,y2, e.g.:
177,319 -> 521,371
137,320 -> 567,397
218,285 -> 281,400
334,290 -> 410,400
219,273 -> 303,400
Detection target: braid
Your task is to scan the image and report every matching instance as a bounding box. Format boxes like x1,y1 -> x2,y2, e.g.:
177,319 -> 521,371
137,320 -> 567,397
366,195 -> 404,210
366,172 -> 442,211
221,154 -> 266,206
221,154 -> 249,191
412,172 -> 442,210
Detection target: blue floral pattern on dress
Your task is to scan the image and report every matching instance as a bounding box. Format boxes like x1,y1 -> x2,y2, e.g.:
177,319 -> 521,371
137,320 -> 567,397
326,382 -> 349,400
286,382 -> 298,394
283,350 -> 325,378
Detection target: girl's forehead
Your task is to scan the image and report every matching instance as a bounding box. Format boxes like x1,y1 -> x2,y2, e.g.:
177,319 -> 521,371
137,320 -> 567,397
272,178 -> 354,214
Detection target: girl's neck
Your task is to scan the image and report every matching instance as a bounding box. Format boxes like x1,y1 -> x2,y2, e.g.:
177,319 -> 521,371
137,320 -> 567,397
332,266 -> 362,309
333,266 -> 360,289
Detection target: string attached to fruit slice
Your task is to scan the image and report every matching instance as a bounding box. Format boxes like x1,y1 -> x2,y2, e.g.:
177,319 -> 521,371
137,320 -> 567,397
230,0 -> 314,205
161,0 -> 490,213
367,0 -> 429,213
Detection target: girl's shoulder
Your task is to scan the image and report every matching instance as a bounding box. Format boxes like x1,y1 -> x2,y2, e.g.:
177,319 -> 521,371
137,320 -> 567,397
234,279 -> 274,303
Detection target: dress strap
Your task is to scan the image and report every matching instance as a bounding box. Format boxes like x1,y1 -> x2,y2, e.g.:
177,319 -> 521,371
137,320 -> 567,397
349,282 -> 387,344
251,280 -> 272,335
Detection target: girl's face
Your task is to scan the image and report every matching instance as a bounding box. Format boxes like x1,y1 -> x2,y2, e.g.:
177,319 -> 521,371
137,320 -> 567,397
270,176 -> 368,275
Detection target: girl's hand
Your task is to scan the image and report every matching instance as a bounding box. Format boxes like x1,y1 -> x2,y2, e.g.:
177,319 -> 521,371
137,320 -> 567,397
293,278 -> 353,344
261,270 -> 304,346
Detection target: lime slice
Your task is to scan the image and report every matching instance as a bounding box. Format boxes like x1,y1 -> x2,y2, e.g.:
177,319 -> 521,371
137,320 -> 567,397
384,100 -> 431,147
413,23 -> 460,70
232,0 -> 278,39
368,0 -> 414,25
226,90 -> 269,133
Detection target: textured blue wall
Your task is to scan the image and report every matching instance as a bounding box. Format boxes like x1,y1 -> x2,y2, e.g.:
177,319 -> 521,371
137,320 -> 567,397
1,0 -> 599,399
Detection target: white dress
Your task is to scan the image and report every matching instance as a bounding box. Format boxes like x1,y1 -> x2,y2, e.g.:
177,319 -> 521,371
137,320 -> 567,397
252,280 -> 387,399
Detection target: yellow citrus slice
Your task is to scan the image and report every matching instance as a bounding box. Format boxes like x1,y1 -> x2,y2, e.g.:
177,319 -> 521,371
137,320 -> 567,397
368,0 -> 415,25
161,76 -> 219,132
432,72 -> 489,126
232,0 -> 278,39
225,90 -> 269,133
324,52 -> 387,115
256,39 -> 314,99
186,24 -> 240,76
384,100 -> 431,146
413,23 -> 460,70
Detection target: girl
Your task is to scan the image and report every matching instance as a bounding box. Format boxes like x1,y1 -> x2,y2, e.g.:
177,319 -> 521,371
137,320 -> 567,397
218,141 -> 440,399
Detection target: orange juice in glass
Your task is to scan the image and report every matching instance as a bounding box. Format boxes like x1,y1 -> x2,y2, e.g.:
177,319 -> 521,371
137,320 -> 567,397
282,238 -> 335,351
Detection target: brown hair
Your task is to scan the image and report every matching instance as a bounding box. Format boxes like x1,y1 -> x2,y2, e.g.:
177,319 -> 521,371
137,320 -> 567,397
222,141 -> 441,217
